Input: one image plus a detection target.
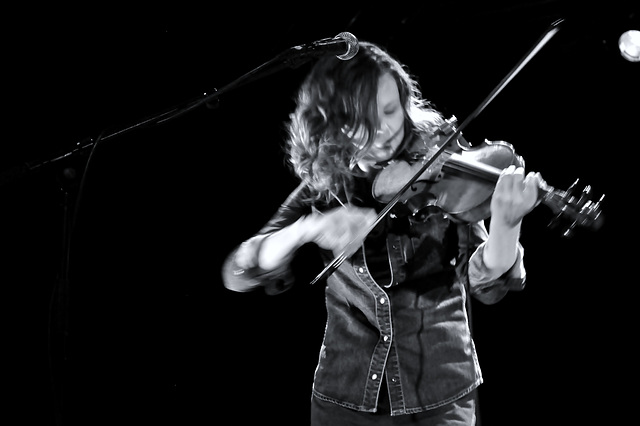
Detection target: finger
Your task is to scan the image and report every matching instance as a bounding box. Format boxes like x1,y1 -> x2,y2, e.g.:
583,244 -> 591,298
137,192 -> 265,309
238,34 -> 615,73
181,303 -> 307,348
525,171 -> 547,191
496,165 -> 521,193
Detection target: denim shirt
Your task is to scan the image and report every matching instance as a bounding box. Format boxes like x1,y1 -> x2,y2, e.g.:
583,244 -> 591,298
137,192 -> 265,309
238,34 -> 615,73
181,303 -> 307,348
222,181 -> 526,416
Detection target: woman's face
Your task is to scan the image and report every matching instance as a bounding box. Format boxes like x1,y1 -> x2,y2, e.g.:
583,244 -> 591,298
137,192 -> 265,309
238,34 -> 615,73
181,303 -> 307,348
356,72 -> 405,170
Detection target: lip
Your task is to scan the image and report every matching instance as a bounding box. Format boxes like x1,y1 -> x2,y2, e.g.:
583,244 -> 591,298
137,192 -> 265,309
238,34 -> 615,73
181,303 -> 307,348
375,125 -> 403,149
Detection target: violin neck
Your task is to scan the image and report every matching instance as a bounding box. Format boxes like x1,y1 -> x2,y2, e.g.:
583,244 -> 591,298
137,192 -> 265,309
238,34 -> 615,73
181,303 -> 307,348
444,152 -> 503,183
444,151 -> 554,198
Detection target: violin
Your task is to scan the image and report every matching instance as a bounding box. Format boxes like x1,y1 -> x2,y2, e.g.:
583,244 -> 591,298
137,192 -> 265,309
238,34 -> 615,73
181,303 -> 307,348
372,126 -> 604,234
309,114 -> 605,286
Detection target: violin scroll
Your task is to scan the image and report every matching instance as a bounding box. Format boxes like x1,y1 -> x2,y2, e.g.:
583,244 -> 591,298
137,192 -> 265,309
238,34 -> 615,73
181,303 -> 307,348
542,179 -> 605,237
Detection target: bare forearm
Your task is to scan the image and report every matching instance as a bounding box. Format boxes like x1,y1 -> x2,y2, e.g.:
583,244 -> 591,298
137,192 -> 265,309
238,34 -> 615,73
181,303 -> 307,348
483,165 -> 542,275
257,217 -> 309,271
257,206 -> 377,271
482,219 -> 522,275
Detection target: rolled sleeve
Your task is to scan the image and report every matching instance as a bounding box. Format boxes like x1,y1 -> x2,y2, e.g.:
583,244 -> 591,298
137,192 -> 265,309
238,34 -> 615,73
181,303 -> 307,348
468,242 -> 526,304
221,182 -> 312,295
221,234 -> 296,295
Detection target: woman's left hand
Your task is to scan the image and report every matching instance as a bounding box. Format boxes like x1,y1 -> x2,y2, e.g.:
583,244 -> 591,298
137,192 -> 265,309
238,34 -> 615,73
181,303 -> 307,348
490,165 -> 546,228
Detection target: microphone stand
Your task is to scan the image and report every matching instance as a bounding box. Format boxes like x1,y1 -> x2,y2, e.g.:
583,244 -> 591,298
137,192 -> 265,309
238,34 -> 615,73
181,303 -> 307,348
1,40 -> 323,426
4,45 -> 317,186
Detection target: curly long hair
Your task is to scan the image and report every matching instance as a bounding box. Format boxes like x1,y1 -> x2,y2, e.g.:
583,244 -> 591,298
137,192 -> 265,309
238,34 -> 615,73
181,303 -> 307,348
285,41 -> 444,204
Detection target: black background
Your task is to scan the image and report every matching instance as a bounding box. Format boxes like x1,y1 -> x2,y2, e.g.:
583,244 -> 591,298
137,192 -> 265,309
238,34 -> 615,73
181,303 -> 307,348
2,2 -> 637,425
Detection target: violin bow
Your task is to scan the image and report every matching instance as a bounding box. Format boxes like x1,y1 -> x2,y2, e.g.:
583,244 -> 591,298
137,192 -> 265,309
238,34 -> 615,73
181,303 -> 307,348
310,19 -> 564,285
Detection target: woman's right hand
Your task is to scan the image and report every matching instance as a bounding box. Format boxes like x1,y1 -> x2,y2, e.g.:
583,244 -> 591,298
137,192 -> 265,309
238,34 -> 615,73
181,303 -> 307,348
301,206 -> 378,257
251,205 -> 378,272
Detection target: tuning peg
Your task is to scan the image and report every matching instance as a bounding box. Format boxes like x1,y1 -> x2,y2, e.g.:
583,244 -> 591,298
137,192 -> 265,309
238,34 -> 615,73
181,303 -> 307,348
562,221 -> 577,238
580,193 -> 606,231
565,178 -> 579,198
547,211 -> 563,230
575,184 -> 592,208
548,213 -> 576,237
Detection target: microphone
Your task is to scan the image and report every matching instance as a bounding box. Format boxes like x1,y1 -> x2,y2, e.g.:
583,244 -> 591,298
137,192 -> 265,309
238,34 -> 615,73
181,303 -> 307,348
289,32 -> 359,60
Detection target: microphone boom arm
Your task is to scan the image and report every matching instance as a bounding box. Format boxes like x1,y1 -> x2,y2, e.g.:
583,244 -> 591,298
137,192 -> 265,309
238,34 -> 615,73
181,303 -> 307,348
1,33 -> 358,185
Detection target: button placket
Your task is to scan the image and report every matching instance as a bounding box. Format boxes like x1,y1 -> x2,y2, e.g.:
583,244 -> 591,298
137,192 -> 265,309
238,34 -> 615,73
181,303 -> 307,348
351,247 -> 394,410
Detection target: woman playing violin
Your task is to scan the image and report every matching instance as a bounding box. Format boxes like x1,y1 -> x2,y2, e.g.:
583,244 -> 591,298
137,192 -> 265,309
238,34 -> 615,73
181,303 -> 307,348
221,40 -> 544,425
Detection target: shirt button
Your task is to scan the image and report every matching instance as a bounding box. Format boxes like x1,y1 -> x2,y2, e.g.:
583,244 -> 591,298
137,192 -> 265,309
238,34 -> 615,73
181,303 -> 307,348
372,374 -> 378,380
379,297 -> 386,304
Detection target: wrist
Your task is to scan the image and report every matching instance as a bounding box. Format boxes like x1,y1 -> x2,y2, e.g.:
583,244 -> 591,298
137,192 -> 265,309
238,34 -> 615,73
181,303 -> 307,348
484,218 -> 522,272
489,212 -> 523,233
294,214 -> 318,247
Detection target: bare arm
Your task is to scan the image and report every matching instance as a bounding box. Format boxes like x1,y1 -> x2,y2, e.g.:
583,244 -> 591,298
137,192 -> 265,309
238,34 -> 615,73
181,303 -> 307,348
482,165 -> 544,274
236,205 -> 378,272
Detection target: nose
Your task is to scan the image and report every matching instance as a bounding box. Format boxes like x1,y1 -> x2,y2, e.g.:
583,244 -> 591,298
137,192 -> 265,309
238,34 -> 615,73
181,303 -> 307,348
376,122 -> 393,137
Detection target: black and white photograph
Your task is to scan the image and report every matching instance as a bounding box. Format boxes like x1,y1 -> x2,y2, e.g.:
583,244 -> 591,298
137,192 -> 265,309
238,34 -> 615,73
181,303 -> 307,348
2,1 -> 637,425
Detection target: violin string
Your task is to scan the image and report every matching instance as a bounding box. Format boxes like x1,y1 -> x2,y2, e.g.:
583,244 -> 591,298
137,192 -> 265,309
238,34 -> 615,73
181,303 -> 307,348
329,188 -> 347,209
